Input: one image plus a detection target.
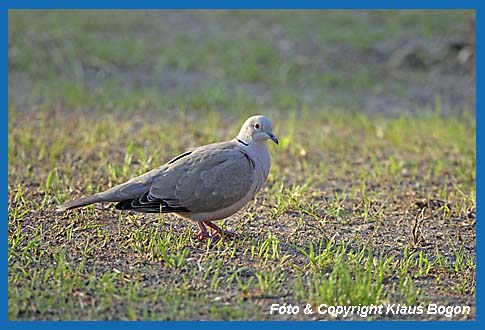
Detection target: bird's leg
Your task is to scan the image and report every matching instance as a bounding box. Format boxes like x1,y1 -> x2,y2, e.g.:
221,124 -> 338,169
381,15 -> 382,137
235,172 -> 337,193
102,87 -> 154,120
196,222 -> 211,240
203,221 -> 236,237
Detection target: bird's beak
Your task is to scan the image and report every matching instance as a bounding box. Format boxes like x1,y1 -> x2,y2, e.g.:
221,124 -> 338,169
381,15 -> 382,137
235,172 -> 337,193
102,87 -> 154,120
267,132 -> 279,145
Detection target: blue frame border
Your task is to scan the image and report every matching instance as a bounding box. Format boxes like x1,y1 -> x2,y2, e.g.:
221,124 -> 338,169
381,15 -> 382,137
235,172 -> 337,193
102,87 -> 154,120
2,0 -> 479,10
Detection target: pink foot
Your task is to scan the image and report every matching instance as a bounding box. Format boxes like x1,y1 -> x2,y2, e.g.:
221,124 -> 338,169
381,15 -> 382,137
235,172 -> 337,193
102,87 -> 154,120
195,222 -> 211,240
204,221 -> 236,238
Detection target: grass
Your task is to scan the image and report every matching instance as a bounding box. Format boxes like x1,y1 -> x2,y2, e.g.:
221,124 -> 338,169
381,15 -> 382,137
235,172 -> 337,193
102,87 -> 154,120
8,109 -> 476,320
8,10 -> 475,320
9,10 -> 474,113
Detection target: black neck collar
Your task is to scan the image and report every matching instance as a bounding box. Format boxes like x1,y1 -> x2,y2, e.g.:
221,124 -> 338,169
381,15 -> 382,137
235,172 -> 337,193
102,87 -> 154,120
237,138 -> 248,146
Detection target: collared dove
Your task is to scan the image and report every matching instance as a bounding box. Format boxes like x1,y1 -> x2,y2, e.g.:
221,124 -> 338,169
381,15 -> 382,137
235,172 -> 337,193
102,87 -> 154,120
57,115 -> 278,239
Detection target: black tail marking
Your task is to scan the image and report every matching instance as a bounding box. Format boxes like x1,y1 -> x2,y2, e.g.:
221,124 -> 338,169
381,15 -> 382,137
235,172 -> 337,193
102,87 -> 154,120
115,194 -> 190,214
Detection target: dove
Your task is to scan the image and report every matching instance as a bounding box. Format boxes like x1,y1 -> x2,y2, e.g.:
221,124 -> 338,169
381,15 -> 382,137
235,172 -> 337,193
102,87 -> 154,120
57,115 -> 278,239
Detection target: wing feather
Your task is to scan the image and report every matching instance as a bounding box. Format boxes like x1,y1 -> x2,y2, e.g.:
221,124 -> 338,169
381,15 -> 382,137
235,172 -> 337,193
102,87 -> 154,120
111,142 -> 255,214
149,143 -> 255,213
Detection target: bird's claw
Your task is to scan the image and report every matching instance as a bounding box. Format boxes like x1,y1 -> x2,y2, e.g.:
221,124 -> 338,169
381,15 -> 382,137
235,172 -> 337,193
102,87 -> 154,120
195,230 -> 222,242
204,221 -> 236,238
195,231 -> 210,240
195,221 -> 236,241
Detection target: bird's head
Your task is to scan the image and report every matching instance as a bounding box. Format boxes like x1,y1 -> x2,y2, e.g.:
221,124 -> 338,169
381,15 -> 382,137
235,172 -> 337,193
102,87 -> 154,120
237,115 -> 278,145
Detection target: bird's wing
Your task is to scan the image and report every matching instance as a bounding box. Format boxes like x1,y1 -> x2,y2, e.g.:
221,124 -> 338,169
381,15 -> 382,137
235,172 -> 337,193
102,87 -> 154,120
67,141 -> 256,214
146,142 -> 256,213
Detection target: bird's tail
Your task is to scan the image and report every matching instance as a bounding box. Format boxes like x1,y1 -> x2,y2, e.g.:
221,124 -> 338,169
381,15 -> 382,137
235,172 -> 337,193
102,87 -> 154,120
56,194 -> 104,212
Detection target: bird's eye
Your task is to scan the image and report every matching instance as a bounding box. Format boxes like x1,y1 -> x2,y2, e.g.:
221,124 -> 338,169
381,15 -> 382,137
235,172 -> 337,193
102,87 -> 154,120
254,123 -> 260,129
